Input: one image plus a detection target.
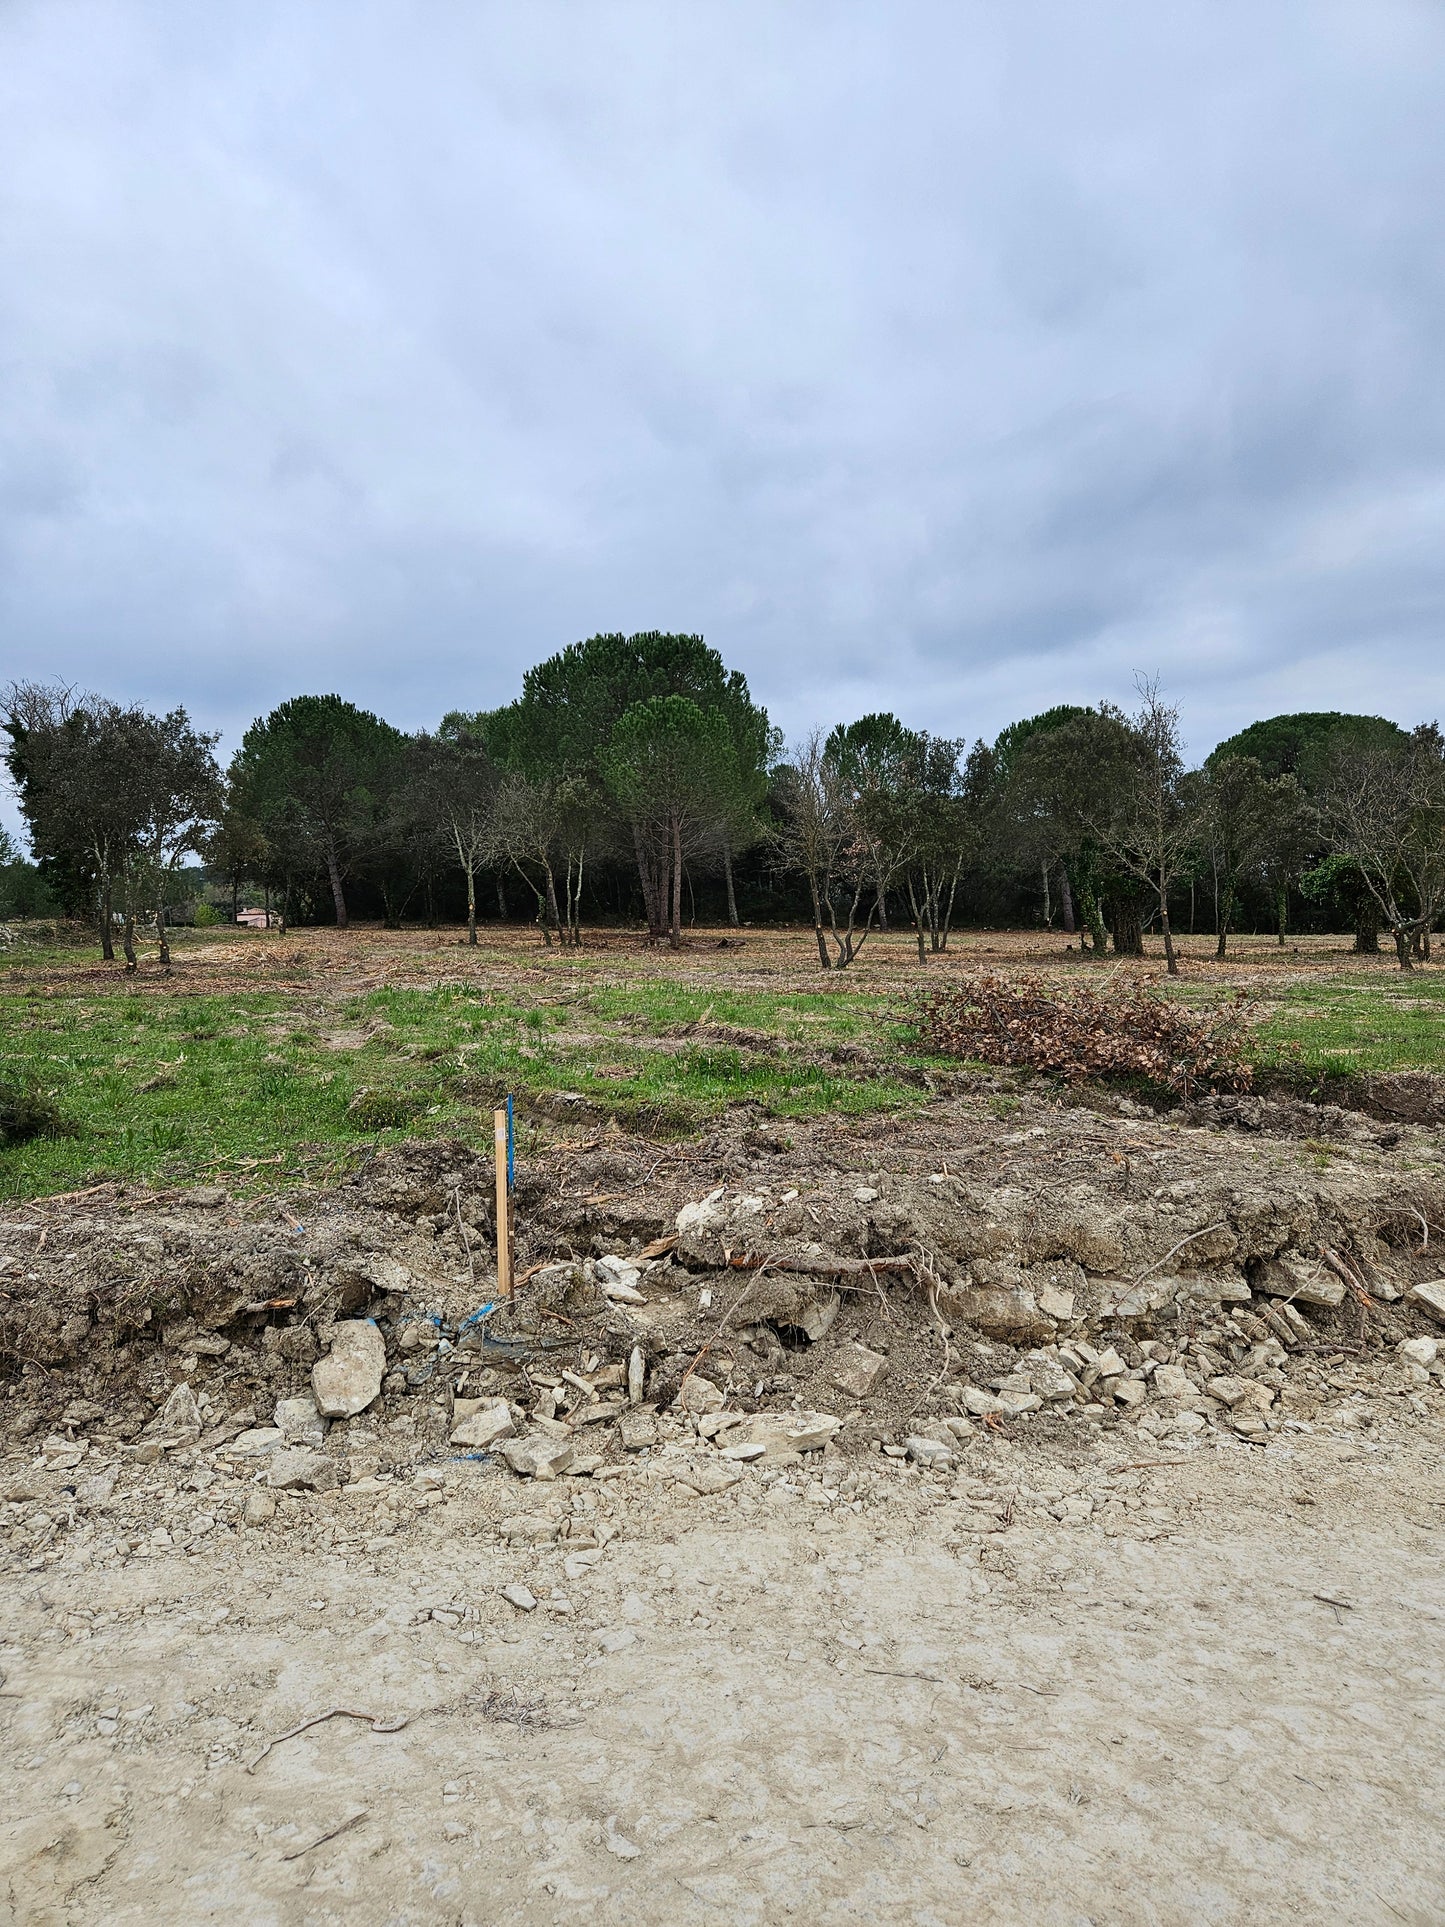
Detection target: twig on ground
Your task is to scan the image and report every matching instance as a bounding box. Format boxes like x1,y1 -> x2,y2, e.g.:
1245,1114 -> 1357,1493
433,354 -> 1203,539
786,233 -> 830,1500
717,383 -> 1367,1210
245,1707 -> 411,1774
1131,1222 -> 1228,1286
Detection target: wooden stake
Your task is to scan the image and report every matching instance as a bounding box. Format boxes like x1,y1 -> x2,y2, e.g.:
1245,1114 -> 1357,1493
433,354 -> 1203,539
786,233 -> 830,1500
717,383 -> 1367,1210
493,1106 -> 512,1295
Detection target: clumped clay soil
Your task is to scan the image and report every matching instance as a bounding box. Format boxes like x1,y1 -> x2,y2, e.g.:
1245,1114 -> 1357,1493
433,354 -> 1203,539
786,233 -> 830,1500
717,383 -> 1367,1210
2,1083 -> 1444,1923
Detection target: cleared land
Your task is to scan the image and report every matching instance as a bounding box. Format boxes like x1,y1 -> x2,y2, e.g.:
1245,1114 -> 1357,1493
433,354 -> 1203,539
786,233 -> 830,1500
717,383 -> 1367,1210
1,923 -> 1443,1924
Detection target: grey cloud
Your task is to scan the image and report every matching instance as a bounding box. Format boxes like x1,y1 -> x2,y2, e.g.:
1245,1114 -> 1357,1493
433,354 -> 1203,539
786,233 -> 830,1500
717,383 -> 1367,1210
2,0 -> 1444,845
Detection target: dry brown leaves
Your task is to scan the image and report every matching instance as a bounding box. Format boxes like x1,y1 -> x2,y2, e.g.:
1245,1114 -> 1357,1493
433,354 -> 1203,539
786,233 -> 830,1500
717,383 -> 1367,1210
911,972 -> 1255,1097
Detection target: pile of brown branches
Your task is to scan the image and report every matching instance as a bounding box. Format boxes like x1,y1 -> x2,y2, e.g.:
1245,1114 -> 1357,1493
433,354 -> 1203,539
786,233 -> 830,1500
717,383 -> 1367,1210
911,973 -> 1256,1097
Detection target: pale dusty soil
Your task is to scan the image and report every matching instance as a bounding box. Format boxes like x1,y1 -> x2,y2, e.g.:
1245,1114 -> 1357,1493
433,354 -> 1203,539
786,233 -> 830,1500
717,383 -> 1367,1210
2,1412 -> 1442,1927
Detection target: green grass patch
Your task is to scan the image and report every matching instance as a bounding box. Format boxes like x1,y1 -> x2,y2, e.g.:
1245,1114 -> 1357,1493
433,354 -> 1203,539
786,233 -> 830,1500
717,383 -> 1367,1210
1248,975 -> 1445,1077
0,978 -> 925,1199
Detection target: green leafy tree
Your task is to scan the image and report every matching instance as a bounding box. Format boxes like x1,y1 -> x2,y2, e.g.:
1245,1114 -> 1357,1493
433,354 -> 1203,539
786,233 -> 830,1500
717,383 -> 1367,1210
233,696 -> 405,927
1196,755 -> 1308,958
600,697 -> 736,949
1320,723 -> 1445,970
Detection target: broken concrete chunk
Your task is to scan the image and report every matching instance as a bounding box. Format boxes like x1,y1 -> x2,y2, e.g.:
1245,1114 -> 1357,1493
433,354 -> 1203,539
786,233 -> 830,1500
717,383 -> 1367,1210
1093,1348 -> 1126,1379
1255,1255 -> 1346,1309
1111,1377 -> 1147,1409
244,1489 -> 277,1525
499,1514 -> 561,1544
962,1387 -> 1009,1418
831,1343 -> 890,1399
627,1346 -> 646,1404
311,1320 -> 386,1418
499,1583 -> 537,1612
449,1398 -> 515,1450
499,1433 -> 575,1480
274,1394 -> 326,1446
905,1434 -> 954,1468
266,1446 -> 339,1492
1408,1279 -> 1445,1324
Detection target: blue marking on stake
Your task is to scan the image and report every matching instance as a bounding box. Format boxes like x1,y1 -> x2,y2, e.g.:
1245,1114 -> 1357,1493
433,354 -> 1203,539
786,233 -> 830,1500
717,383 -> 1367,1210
506,1093 -> 515,1192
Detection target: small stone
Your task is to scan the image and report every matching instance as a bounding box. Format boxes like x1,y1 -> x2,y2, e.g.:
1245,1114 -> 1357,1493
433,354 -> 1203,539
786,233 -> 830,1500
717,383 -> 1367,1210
1398,1336 -> 1440,1368
598,1627 -> 636,1653
312,1321 -> 386,1418
1256,1255 -> 1347,1309
243,1490 -> 277,1525
499,1433 -> 575,1479
266,1447 -> 339,1492
1028,1359 -> 1078,1403
1093,1349 -> 1126,1379
500,1514 -> 561,1543
274,1395 -> 326,1446
962,1388 -> 1008,1418
600,1277 -> 647,1305
1112,1378 -> 1147,1410
499,1583 -> 537,1612
1408,1280 -> 1445,1324
144,1383 -> 201,1448
905,1435 -> 953,1468
831,1343 -> 890,1399
1038,1284 -> 1076,1322
1151,1364 -> 1195,1402
628,1347 -> 646,1405
449,1399 -> 515,1450
673,1460 -> 742,1496
796,1292 -> 841,1342
1206,1375 -> 1273,1410
603,1819 -> 642,1860
853,1186 -> 879,1203
721,1410 -> 842,1460
618,1412 -> 659,1451
674,1376 -> 725,1416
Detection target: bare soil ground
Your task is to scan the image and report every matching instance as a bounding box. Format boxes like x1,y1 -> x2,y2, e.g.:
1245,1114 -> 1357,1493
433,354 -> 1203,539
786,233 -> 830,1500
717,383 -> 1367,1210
2,926 -> 1444,1922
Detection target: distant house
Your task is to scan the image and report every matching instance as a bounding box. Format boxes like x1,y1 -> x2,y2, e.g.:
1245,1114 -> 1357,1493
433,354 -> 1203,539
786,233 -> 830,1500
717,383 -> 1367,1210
236,908 -> 271,929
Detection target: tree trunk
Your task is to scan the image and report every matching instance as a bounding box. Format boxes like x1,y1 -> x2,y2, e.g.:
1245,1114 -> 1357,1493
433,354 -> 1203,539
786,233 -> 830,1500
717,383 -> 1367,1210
1058,866 -> 1076,934
1160,897 -> 1178,975
232,875 -> 240,924
1215,884 -> 1233,960
807,878 -> 831,969
496,873 -> 507,920
326,844 -> 348,928
156,897 -> 171,968
873,883 -> 888,932
543,865 -> 563,945
121,912 -> 137,972
1394,926 -> 1414,971
1276,886 -> 1287,947
100,877 -> 114,961
466,864 -> 477,945
1109,902 -> 1144,957
669,814 -> 682,950
1041,860 -> 1052,928
1353,911 -> 1380,954
723,841 -> 739,927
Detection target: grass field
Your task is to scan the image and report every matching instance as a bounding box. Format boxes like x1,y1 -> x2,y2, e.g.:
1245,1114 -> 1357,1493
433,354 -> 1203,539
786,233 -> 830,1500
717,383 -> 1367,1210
1,920 -> 1441,1199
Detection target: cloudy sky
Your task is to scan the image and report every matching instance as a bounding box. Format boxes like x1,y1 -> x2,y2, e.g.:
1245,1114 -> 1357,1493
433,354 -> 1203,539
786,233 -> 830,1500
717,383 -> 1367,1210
3,0 -> 1444,829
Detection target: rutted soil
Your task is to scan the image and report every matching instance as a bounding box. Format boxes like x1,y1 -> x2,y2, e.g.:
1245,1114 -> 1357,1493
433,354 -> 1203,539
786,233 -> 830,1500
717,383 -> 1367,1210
2,1089 -> 1445,1922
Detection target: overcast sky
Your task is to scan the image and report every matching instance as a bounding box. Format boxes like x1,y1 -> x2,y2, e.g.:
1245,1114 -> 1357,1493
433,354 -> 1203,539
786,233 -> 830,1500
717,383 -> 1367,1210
3,0 -> 1444,835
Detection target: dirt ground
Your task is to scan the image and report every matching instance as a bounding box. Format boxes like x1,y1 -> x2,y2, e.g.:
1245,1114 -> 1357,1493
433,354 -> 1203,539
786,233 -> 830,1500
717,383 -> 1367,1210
3,928 -> 1445,1923
2,1412 -> 1443,1925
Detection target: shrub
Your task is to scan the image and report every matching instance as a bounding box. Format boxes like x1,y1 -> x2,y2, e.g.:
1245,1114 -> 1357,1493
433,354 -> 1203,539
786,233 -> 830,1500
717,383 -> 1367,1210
0,1076 -> 81,1145
193,903 -> 218,928
911,973 -> 1255,1098
347,1088 -> 423,1131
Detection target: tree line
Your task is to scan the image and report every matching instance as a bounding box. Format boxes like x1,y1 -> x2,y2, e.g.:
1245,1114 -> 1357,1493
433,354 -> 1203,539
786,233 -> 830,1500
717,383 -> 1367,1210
4,634 -> 1443,970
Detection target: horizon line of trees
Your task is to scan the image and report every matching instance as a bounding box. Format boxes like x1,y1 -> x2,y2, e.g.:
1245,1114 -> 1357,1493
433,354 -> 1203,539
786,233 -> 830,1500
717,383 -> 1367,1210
4,634 -> 1444,972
